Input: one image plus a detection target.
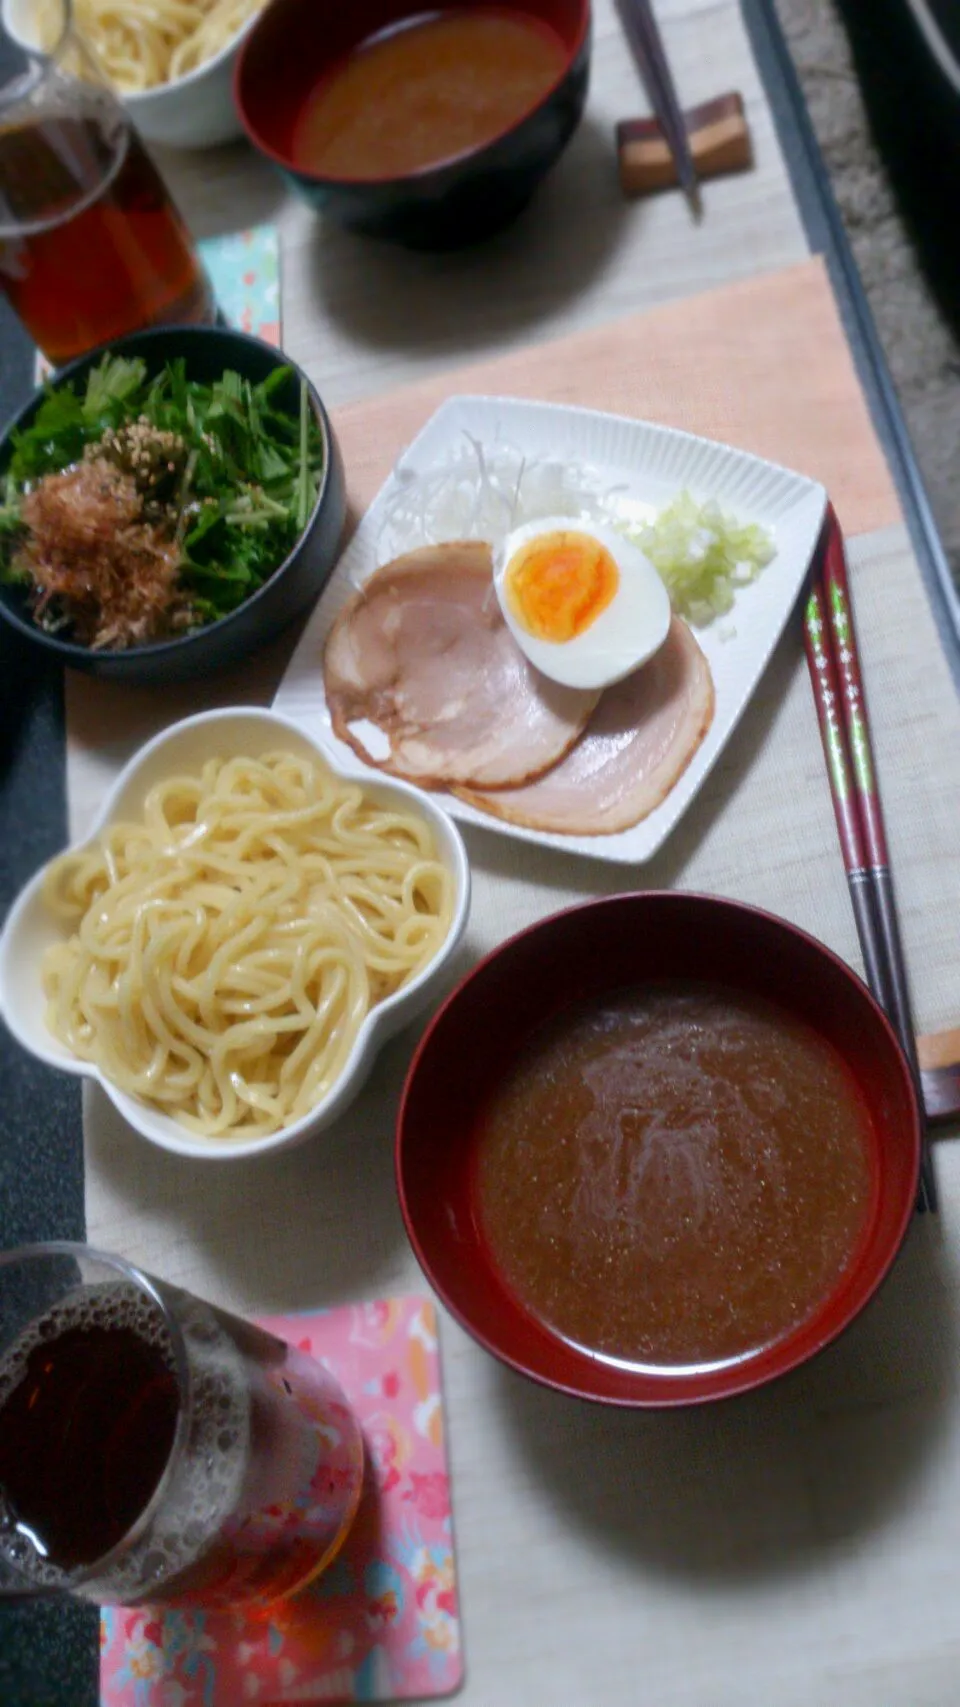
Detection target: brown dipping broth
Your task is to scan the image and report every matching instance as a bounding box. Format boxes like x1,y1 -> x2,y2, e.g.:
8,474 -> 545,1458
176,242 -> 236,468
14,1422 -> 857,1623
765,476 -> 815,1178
291,8 -> 568,181
475,983 -> 877,1369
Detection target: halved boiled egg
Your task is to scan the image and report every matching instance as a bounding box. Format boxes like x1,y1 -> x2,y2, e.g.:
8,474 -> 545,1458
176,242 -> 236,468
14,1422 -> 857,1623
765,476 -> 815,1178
493,517 -> 672,690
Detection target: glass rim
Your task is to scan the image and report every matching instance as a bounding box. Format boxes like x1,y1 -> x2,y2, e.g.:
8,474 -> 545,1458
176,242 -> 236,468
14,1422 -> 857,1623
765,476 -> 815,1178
6,0 -> 73,68
0,0 -> 119,114
0,1240 -> 192,1596
38,0 -> 72,62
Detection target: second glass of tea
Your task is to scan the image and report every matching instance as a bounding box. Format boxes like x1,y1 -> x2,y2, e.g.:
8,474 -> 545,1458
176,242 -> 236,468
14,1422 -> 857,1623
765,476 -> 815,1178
0,0 -> 214,365
0,1244 -> 364,1609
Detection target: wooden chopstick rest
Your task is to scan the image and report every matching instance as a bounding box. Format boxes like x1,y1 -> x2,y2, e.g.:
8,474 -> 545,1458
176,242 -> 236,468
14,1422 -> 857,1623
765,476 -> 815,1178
917,1027 -> 960,1128
917,1026 -> 960,1072
616,92 -> 753,198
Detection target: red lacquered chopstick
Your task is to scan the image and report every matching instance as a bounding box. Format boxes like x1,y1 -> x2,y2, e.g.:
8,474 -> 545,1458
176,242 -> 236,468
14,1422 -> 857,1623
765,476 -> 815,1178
803,505 -> 936,1212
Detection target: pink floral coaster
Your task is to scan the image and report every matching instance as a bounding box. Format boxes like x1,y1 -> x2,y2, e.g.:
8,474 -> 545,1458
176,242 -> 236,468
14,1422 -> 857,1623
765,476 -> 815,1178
200,223 -> 280,347
99,1296 -> 463,1705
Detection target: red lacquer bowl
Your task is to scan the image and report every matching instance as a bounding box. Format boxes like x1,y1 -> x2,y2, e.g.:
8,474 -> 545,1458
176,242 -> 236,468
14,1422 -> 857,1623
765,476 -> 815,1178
235,0 -> 591,249
396,892 -> 921,1407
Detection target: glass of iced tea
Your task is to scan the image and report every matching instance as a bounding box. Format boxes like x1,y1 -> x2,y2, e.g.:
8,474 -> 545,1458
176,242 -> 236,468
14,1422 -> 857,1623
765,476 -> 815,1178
0,1244 -> 364,1609
0,0 -> 214,365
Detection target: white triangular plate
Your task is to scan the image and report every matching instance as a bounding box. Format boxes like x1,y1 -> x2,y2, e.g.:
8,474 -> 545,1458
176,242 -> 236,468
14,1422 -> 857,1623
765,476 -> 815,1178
274,396 -> 827,865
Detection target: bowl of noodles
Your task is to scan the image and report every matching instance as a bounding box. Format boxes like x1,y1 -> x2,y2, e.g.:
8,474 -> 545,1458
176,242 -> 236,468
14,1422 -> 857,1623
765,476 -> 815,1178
3,0 -> 263,147
0,708 -> 471,1159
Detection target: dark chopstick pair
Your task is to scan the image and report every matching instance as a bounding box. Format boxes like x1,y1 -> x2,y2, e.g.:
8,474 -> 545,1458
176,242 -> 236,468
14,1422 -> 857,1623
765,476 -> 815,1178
803,506 -> 937,1213
613,0 -> 701,213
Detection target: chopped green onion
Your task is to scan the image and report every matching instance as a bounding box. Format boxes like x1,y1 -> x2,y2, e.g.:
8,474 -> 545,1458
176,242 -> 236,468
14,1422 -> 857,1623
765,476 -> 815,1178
629,491 -> 776,626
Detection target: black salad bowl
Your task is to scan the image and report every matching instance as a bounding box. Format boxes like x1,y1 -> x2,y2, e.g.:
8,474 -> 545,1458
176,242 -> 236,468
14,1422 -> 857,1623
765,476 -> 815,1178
234,0 -> 592,250
0,324 -> 346,684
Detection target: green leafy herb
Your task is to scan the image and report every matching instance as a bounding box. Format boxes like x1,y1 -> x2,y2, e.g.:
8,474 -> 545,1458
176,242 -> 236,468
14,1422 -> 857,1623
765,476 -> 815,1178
83,354 -> 147,421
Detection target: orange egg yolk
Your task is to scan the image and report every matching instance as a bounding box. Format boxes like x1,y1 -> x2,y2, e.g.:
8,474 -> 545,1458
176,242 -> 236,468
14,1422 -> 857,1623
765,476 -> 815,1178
504,531 -> 620,643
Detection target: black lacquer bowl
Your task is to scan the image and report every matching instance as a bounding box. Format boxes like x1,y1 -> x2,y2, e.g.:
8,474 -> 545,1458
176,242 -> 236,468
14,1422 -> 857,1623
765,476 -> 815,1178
0,325 -> 346,684
235,0 -> 592,250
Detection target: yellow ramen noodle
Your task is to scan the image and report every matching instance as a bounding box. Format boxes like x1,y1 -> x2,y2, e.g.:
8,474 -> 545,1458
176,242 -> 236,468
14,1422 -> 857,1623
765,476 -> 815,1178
33,0 -> 264,91
42,751 -> 454,1140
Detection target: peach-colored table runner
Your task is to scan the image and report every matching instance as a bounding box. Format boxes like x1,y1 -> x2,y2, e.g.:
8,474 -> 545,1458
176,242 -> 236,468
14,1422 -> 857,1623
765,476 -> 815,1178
332,256 -> 900,540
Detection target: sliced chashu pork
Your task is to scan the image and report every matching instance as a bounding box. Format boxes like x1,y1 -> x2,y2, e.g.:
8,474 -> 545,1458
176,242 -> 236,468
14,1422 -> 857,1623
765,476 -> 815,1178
323,542 -> 600,790
456,617 -> 714,835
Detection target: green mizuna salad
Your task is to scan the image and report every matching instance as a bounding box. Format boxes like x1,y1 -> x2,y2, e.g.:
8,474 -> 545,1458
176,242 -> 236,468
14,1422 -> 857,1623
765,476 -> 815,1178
0,353 -> 324,650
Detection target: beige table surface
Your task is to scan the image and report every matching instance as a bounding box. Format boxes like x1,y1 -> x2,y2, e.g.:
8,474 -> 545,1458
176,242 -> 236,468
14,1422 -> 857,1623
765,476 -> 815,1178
62,2 -> 960,1702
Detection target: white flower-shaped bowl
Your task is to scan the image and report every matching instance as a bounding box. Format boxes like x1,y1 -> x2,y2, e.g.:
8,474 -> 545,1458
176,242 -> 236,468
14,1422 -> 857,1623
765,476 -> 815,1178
0,708 -> 471,1161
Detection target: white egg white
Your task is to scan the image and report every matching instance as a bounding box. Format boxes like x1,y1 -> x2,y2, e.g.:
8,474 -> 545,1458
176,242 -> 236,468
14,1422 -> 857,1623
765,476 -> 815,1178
493,516 -> 672,691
